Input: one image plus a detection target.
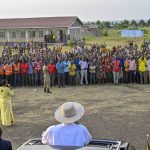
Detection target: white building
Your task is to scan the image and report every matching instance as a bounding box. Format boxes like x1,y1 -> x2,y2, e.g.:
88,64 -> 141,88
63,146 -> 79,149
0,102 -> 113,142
0,16 -> 83,42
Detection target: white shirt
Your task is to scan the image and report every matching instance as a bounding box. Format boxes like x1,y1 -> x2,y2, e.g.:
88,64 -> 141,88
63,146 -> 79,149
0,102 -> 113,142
129,60 -> 136,71
79,61 -> 88,70
147,59 -> 150,71
42,123 -> 92,146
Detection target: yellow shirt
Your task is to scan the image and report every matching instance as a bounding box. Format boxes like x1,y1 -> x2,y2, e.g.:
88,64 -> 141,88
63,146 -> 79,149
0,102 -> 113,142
138,57 -> 147,72
68,64 -> 76,76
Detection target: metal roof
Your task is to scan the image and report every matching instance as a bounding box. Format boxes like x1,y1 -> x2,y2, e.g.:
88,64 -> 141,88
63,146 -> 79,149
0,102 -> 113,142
0,16 -> 83,29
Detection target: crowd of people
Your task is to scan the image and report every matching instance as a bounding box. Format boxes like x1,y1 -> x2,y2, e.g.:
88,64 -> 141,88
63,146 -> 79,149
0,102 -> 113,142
1,40 -> 149,149
0,40 -> 150,90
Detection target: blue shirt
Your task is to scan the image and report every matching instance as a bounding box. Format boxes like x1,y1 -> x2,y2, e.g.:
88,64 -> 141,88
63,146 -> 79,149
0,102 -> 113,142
28,63 -> 34,74
119,58 -> 125,69
74,59 -> 80,71
63,61 -> 70,72
56,62 -> 65,74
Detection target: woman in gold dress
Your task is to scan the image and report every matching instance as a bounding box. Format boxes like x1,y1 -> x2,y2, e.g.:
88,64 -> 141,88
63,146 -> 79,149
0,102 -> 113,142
0,80 -> 14,126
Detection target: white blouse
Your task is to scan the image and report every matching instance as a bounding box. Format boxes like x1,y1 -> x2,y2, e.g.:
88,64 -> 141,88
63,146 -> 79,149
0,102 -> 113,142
42,123 -> 92,147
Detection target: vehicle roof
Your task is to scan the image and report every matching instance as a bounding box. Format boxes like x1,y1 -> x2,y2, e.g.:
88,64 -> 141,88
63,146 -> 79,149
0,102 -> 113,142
17,138 -> 121,150
18,145 -> 110,150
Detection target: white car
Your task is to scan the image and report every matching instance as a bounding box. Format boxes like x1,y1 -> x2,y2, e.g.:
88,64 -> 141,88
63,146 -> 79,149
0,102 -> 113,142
17,138 -> 136,150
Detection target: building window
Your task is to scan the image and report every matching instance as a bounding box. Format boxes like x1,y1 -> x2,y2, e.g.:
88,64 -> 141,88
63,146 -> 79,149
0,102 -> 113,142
0,31 -> 6,38
30,31 -> 35,38
39,31 -> 44,37
21,31 -> 25,38
11,31 -> 16,38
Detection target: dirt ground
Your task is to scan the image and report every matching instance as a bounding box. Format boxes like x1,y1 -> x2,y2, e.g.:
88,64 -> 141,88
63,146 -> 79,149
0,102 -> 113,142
1,84 -> 150,150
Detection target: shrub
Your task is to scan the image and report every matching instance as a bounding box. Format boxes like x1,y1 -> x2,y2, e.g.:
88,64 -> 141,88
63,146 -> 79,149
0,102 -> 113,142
141,29 -> 148,34
68,39 -> 75,48
102,28 -> 108,36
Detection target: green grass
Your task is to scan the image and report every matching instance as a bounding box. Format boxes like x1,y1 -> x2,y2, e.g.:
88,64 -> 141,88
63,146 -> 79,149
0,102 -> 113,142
85,28 -> 150,48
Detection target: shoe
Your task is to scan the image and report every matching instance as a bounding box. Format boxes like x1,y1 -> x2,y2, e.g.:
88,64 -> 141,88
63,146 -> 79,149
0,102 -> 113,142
47,89 -> 52,93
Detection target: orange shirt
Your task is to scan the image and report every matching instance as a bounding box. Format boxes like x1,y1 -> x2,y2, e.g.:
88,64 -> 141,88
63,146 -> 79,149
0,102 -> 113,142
124,60 -> 129,72
5,65 -> 13,76
0,64 -> 4,75
13,63 -> 20,74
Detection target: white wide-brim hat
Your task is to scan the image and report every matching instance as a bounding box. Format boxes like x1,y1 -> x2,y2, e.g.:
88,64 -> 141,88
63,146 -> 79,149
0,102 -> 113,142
55,102 -> 84,124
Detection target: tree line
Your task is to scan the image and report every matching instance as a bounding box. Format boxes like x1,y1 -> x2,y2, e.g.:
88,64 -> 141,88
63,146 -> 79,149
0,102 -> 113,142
95,19 -> 150,30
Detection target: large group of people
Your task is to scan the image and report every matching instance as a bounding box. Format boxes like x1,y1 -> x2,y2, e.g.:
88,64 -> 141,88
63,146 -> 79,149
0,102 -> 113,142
0,40 -> 150,89
1,40 -> 149,149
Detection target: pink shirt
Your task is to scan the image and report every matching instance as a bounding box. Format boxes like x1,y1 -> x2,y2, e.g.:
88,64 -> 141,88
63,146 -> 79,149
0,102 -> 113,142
129,60 -> 136,71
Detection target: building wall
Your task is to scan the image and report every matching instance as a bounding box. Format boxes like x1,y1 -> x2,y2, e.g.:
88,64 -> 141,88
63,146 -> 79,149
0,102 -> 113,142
68,27 -> 82,40
71,19 -> 83,27
0,29 -> 7,42
0,27 -> 81,42
69,19 -> 82,40
81,28 -> 100,37
45,28 -> 68,42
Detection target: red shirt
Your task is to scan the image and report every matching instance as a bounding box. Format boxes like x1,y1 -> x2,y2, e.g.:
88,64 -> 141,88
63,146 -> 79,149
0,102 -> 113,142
48,64 -> 56,75
104,64 -> 112,73
39,61 -> 43,72
20,63 -> 29,74
34,62 -> 38,73
112,60 -> 121,72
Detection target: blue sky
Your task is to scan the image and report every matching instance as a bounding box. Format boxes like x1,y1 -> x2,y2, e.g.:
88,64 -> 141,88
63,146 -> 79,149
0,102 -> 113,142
0,0 -> 150,21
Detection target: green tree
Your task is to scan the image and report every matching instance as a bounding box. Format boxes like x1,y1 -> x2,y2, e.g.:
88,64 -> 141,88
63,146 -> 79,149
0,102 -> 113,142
147,19 -> 150,26
121,19 -> 130,28
96,20 -> 101,25
139,19 -> 146,27
103,21 -> 111,28
130,20 -> 138,29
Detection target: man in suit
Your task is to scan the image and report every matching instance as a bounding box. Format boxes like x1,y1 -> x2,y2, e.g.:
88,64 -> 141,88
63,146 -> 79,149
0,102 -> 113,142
0,127 -> 12,150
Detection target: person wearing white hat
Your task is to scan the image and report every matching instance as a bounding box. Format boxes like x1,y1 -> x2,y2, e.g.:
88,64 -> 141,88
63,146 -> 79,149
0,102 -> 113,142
42,102 -> 92,147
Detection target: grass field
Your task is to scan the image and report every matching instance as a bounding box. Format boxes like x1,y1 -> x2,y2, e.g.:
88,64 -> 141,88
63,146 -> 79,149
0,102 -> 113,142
1,84 -> 150,150
85,28 -> 150,48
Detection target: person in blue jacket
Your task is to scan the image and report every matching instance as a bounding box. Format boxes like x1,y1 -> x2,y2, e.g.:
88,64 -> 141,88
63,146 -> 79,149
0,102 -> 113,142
0,127 -> 12,150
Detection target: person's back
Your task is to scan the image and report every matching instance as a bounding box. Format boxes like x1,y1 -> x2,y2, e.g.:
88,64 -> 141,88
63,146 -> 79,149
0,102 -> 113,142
0,127 -> 12,150
42,123 -> 91,146
42,102 -> 92,147
0,138 -> 12,150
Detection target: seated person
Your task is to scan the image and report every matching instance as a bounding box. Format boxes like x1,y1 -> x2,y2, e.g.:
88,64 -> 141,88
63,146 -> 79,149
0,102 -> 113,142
42,102 -> 92,147
0,127 -> 12,150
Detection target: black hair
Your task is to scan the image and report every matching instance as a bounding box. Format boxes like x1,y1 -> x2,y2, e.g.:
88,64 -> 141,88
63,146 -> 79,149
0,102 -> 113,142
1,79 -> 8,86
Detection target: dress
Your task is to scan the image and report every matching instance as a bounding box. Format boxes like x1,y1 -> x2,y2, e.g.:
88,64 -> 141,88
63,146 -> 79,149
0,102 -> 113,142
0,86 -> 14,126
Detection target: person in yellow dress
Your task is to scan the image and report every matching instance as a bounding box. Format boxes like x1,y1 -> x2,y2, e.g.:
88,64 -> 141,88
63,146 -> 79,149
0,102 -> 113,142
0,79 -> 14,126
